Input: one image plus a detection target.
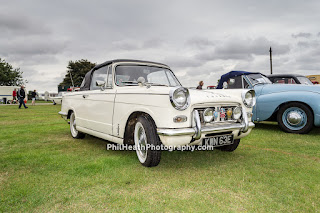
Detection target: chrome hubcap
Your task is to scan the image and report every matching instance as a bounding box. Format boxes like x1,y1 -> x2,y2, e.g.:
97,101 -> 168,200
134,122 -> 147,163
282,107 -> 307,130
287,111 -> 302,125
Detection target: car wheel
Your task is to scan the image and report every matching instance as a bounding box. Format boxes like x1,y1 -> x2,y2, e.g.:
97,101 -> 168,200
70,112 -> 85,139
215,139 -> 240,152
277,102 -> 313,134
134,115 -> 161,167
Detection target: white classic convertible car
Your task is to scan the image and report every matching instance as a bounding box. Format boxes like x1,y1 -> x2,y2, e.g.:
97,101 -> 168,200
59,59 -> 255,167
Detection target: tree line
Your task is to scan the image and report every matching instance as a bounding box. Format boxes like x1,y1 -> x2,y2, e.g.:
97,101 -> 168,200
0,58 -> 95,87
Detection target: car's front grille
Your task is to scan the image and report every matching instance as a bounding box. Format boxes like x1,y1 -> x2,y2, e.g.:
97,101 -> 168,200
195,106 -> 240,124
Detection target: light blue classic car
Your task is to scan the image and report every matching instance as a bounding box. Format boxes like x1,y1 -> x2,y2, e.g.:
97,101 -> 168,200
217,71 -> 320,134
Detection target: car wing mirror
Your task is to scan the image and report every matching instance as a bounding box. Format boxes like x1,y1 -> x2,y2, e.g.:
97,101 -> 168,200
96,80 -> 106,91
137,77 -> 146,87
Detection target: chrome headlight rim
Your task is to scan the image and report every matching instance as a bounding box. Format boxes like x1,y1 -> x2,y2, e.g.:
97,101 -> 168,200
242,89 -> 256,108
169,87 -> 190,111
203,108 -> 214,123
232,106 -> 242,120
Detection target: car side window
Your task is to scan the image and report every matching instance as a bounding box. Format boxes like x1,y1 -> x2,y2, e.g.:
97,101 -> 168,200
90,66 -> 108,90
227,76 -> 243,89
288,78 -> 296,84
274,78 -> 296,84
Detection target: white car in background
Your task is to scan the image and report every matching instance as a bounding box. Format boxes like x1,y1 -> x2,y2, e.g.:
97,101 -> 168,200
59,59 -> 255,167
51,92 -> 66,105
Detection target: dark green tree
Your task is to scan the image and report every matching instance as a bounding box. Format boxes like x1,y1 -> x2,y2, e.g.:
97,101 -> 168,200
59,59 -> 96,87
0,58 -> 24,86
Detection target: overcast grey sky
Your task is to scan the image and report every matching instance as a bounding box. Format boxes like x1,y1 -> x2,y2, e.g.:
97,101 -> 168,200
1,0 -> 320,92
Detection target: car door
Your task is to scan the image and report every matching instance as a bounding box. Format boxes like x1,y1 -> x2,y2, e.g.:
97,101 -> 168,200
79,65 -> 115,135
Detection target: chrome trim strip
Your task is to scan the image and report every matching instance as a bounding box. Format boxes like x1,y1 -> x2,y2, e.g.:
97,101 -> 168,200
157,122 -> 255,137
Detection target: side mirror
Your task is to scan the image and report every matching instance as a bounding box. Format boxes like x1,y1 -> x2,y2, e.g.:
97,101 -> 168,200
96,80 -> 106,91
137,77 -> 146,87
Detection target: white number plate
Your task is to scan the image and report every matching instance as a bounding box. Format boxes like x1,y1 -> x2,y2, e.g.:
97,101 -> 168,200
202,134 -> 234,147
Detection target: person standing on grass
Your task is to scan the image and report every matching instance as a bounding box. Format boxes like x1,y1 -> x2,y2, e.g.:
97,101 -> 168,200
12,89 -> 17,103
196,81 -> 204,90
31,90 -> 37,106
18,85 -> 28,109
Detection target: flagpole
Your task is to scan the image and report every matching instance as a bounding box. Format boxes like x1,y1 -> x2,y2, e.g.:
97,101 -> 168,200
269,47 -> 273,74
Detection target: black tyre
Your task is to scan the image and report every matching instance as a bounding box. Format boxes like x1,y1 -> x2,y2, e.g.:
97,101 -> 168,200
277,102 -> 313,134
70,112 -> 85,139
134,115 -> 161,167
215,139 -> 240,152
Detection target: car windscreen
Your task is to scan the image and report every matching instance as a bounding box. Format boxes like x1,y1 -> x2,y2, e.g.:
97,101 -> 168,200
247,74 -> 272,85
297,77 -> 313,85
115,65 -> 181,87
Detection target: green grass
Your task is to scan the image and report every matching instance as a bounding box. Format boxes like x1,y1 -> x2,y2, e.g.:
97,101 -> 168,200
0,105 -> 319,212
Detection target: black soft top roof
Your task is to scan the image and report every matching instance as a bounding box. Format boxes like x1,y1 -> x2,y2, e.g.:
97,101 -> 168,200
267,74 -> 305,78
95,59 -> 169,70
80,59 -> 169,91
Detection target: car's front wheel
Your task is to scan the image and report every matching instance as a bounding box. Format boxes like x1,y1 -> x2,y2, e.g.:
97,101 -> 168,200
277,103 -> 313,134
134,115 -> 161,167
70,112 -> 85,139
215,139 -> 240,152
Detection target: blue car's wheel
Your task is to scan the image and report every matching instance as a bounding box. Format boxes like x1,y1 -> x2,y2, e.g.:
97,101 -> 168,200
277,103 -> 313,134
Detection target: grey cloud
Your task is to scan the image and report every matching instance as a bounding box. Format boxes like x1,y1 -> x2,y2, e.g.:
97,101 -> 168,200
216,37 -> 290,56
0,12 -> 50,35
163,56 -> 202,68
195,37 -> 289,63
112,40 -> 140,51
196,50 -> 254,62
185,37 -> 215,49
297,40 -> 320,48
142,39 -> 164,48
1,38 -> 67,56
1,0 -> 320,91
112,39 -> 164,51
292,32 -> 312,38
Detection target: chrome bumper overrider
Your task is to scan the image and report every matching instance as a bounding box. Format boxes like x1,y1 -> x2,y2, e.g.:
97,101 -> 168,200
58,111 -> 68,116
157,107 -> 255,140
58,111 -> 69,123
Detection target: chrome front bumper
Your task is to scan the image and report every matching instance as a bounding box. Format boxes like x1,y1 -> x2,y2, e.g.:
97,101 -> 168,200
157,107 -> 255,140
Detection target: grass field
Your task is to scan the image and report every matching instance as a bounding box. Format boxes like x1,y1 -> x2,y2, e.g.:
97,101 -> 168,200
0,105 -> 319,212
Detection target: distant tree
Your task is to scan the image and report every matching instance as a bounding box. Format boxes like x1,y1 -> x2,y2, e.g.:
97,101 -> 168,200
0,58 -> 24,86
59,59 -> 96,87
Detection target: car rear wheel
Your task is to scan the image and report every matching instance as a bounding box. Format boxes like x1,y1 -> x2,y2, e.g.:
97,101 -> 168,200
134,115 -> 161,167
70,112 -> 85,139
277,102 -> 313,134
215,139 -> 240,152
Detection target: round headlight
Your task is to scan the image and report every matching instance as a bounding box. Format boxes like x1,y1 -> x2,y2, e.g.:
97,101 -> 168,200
233,107 -> 242,120
203,108 -> 214,122
170,87 -> 190,110
242,90 -> 256,108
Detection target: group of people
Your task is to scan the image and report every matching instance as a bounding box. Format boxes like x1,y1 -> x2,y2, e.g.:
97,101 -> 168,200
12,86 -> 37,109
